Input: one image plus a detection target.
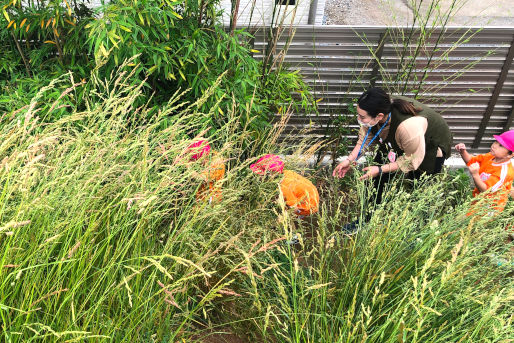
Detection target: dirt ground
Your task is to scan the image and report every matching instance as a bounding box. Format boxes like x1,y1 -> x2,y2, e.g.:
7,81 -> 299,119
198,332 -> 249,343
324,0 -> 514,26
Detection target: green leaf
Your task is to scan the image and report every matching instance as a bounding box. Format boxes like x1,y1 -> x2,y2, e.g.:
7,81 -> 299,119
171,11 -> 183,20
108,32 -> 119,48
147,65 -> 158,75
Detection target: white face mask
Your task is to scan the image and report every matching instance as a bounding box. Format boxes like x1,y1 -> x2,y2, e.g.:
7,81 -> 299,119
357,118 -> 377,128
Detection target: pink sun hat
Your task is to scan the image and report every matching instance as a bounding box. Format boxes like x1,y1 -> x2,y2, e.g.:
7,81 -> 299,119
250,154 -> 284,175
187,140 -> 211,161
493,130 -> 514,152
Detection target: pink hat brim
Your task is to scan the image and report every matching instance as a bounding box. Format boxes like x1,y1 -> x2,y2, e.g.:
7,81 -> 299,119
249,163 -> 266,175
249,155 -> 284,175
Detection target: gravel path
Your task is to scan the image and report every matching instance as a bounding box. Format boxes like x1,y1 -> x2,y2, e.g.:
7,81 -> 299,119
324,0 -> 514,26
324,0 -> 412,25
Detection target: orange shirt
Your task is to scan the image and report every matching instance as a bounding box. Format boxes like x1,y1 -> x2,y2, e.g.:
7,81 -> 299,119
279,170 -> 319,216
196,153 -> 225,203
467,153 -> 514,213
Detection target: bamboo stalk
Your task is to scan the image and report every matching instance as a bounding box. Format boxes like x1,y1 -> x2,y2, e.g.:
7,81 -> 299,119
11,32 -> 32,77
229,0 -> 240,36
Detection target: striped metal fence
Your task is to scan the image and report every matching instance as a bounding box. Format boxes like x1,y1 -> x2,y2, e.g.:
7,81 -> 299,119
252,26 -> 514,153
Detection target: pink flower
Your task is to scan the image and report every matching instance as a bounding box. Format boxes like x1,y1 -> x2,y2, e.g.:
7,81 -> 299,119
250,154 -> 284,175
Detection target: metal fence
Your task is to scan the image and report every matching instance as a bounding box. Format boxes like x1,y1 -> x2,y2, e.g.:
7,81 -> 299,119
252,26 -> 514,153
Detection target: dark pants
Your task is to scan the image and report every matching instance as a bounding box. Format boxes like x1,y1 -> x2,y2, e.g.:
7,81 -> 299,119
370,153 -> 445,207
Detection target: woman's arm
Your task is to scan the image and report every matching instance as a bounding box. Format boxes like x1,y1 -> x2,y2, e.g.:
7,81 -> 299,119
346,144 -> 359,162
381,161 -> 399,173
359,119 -> 422,180
334,126 -> 367,178
394,117 -> 427,172
360,161 -> 399,180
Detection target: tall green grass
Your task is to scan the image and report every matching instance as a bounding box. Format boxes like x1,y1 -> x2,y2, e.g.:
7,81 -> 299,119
232,174 -> 513,342
0,67 -> 286,341
0,68 -> 512,342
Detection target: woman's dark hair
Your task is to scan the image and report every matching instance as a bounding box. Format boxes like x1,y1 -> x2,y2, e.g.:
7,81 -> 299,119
357,87 -> 421,118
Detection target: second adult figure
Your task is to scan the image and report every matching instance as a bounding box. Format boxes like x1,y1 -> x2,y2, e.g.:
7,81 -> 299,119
333,87 -> 452,205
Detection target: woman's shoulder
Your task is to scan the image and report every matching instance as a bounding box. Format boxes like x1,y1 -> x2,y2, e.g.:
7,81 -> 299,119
392,95 -> 436,114
395,116 -> 427,137
400,115 -> 427,125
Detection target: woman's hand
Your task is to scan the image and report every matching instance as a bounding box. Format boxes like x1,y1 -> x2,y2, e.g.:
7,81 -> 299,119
359,166 -> 380,180
333,159 -> 353,178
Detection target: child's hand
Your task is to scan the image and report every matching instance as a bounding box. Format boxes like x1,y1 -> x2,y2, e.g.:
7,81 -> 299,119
455,143 -> 466,152
468,162 -> 480,175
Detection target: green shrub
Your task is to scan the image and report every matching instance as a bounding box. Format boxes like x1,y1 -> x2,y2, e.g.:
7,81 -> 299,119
1,0 -> 94,78
2,0 -> 314,145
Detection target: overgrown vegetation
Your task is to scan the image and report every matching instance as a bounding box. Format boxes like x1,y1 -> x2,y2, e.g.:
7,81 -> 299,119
1,0 -> 512,341
0,68 -> 512,342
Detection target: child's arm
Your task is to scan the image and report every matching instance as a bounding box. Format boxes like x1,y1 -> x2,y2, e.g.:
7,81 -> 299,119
455,143 -> 473,164
468,162 -> 488,193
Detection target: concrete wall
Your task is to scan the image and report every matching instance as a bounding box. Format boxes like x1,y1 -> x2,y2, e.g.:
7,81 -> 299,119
86,0 -> 326,25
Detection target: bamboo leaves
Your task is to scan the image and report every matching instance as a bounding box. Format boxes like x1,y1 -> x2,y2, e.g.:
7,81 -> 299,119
1,0 -> 93,74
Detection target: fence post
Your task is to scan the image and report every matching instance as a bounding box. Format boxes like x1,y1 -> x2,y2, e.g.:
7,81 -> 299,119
308,0 -> 319,25
472,34 -> 514,149
370,30 -> 387,88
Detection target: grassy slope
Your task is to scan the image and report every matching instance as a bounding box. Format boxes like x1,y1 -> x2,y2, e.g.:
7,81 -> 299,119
0,72 -> 512,342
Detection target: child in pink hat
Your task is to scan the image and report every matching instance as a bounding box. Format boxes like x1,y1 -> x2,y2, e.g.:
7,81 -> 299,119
186,140 -> 211,161
250,154 -> 319,216
185,140 -> 225,203
455,130 -> 514,214
250,154 -> 285,175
